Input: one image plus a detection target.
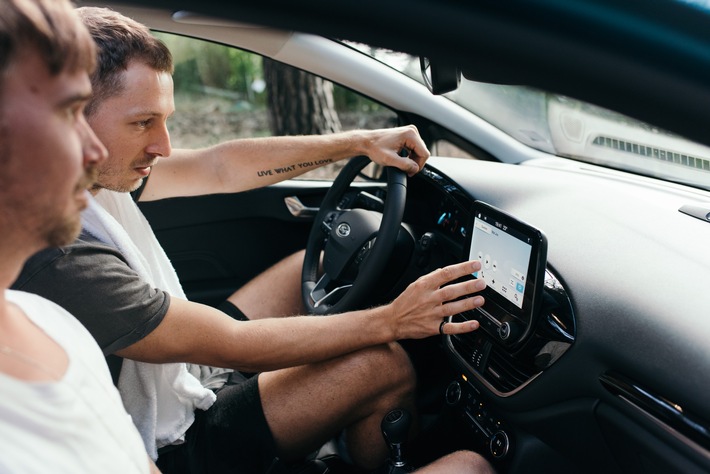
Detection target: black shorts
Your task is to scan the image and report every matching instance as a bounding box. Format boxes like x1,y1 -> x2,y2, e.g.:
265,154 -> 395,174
218,300 -> 250,321
156,374 -> 278,474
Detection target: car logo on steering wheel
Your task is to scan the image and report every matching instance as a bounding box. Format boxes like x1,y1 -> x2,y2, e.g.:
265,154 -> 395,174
336,223 -> 351,237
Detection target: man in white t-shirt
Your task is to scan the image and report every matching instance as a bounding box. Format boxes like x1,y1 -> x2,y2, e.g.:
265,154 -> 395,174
0,0 -> 159,472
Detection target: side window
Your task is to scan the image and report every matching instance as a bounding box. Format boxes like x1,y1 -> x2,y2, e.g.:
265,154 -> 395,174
155,32 -> 398,180
431,140 -> 479,160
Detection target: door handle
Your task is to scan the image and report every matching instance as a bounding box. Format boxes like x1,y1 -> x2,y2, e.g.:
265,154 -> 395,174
284,196 -> 319,218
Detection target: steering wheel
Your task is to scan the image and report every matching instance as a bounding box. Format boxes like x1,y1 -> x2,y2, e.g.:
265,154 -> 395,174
302,155 -> 407,315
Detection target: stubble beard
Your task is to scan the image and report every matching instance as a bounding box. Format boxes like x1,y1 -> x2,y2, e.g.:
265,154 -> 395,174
0,118 -> 92,250
44,212 -> 82,247
44,164 -> 99,247
91,162 -> 146,194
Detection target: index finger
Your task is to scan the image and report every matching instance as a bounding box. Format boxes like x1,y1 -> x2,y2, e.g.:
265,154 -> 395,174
429,260 -> 482,288
401,132 -> 430,172
441,319 -> 481,336
405,144 -> 429,171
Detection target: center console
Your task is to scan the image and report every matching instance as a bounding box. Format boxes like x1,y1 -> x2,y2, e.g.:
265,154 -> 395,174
441,201 -> 576,462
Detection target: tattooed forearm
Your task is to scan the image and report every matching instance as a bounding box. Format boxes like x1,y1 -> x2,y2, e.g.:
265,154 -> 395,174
256,158 -> 333,178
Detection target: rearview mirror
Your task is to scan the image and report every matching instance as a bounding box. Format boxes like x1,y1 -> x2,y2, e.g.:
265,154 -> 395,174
420,57 -> 461,95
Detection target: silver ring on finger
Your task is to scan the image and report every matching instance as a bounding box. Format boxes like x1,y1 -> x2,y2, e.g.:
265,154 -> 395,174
439,320 -> 448,335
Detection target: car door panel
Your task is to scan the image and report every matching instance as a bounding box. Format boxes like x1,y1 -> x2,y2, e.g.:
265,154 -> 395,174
138,181 -> 328,307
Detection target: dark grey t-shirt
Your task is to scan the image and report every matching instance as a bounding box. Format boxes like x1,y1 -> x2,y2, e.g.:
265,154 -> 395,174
11,231 -> 170,379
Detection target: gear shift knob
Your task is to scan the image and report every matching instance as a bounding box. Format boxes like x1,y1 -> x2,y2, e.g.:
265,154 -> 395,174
381,409 -> 412,471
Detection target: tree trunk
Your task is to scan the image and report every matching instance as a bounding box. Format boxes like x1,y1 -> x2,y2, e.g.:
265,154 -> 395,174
263,58 -> 342,136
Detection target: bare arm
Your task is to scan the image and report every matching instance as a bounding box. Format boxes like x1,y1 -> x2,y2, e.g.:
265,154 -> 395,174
149,458 -> 162,474
140,126 -> 429,201
415,451 -> 496,474
115,260 -> 485,373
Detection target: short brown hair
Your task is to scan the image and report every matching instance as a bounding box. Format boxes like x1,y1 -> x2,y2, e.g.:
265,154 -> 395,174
0,0 -> 96,83
76,7 -> 173,116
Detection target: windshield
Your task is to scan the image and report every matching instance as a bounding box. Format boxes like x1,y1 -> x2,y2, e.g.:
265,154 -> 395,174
346,42 -> 710,191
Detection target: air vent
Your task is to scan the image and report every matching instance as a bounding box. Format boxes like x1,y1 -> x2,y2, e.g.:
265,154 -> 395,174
448,315 -> 541,395
449,314 -> 491,371
485,348 -> 540,394
451,333 -> 480,361
592,135 -> 710,171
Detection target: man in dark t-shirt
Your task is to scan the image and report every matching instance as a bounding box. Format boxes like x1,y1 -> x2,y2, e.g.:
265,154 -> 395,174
13,6 -> 491,474
15,231 -> 169,383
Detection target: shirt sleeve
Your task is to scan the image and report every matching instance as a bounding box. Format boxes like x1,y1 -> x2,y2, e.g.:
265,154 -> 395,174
12,236 -> 170,356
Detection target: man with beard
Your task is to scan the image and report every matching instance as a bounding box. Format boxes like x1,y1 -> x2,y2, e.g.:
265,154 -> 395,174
0,0 -> 158,472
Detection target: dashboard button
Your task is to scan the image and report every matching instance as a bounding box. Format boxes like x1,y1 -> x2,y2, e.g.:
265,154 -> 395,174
490,430 -> 510,458
445,381 -> 462,406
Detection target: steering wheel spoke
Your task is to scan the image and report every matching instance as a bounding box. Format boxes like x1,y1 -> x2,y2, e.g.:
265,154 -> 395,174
309,273 -> 353,308
354,237 -> 376,266
320,210 -> 342,235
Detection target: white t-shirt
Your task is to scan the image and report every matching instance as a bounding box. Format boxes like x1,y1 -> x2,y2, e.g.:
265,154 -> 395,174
0,290 -> 150,473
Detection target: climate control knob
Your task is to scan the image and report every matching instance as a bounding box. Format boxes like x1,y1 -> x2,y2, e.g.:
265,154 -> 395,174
489,430 -> 510,458
445,381 -> 462,406
498,321 -> 520,341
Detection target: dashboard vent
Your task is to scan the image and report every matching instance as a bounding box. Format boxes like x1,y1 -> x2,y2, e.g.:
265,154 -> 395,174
592,135 -> 710,171
485,348 -> 540,394
449,315 -> 541,395
450,333 -> 482,364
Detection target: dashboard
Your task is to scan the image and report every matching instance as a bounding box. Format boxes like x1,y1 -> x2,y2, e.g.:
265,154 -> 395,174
396,157 -> 710,473
403,165 -> 575,464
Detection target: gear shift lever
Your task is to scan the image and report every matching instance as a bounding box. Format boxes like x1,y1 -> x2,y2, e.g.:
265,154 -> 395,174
381,408 -> 413,473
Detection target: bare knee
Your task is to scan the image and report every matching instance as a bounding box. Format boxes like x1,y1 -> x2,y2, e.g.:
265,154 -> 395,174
364,342 -> 416,394
332,342 -> 416,419
228,250 -> 306,319
417,450 -> 495,474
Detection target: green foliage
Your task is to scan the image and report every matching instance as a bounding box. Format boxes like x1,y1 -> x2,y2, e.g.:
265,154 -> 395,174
333,84 -> 384,113
154,31 -> 380,113
154,31 -> 264,105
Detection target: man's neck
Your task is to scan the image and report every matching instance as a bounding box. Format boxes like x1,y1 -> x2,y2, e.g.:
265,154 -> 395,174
0,234 -> 42,290
0,254 -> 26,292
0,290 -> 70,382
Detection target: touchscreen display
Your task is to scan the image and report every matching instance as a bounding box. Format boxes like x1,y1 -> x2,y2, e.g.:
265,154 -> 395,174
469,217 -> 531,309
468,212 -> 532,310
462,201 -> 547,345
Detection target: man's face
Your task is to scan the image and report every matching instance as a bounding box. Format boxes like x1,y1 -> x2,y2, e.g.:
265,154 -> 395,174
0,50 -> 106,249
87,61 -> 175,193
